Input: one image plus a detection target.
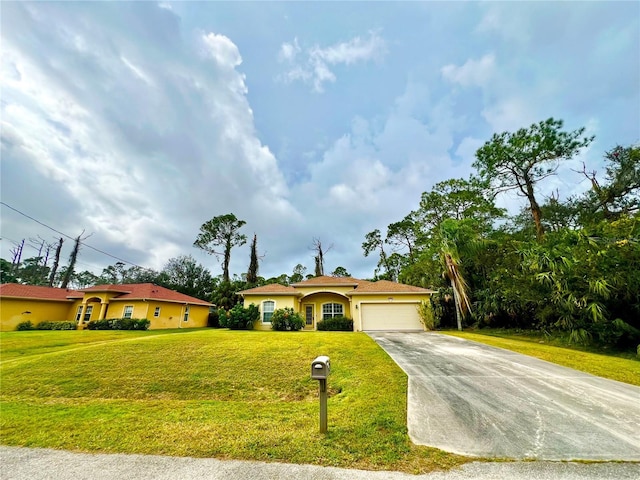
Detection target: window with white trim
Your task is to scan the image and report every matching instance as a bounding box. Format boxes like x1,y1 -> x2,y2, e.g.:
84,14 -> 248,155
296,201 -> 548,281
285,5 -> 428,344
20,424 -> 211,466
83,305 -> 93,322
183,306 -> 190,322
262,301 -> 275,323
322,303 -> 343,319
75,306 -> 83,322
154,307 -> 161,317
123,305 -> 133,319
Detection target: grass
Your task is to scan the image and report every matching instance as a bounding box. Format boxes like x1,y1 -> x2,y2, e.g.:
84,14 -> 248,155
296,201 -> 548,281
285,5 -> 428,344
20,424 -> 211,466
442,329 -> 640,386
0,329 -> 466,473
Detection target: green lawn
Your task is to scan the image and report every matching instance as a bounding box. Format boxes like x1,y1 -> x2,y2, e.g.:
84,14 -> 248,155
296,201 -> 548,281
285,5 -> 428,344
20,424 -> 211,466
442,330 -> 640,386
0,329 -> 465,473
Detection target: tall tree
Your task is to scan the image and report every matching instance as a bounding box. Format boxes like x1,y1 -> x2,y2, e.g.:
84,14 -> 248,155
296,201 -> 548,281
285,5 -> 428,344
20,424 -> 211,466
474,118 -> 593,240
48,237 -> 64,287
194,213 -> 247,283
101,262 -> 127,284
310,238 -> 331,277
160,255 -> 212,300
439,220 -> 473,331
577,144 -> 640,223
331,266 -> 351,277
362,229 -> 392,279
418,177 -> 504,233
386,213 -> 420,259
290,263 -> 307,283
0,258 -> 18,284
19,257 -> 50,285
61,232 -> 85,289
246,234 -> 259,285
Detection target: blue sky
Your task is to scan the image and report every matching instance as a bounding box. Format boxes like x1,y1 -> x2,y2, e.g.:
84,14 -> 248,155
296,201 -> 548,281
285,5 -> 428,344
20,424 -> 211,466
1,1 -> 639,281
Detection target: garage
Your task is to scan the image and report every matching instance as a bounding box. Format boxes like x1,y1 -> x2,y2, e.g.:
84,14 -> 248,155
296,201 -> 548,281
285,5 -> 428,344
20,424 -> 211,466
361,302 -> 423,331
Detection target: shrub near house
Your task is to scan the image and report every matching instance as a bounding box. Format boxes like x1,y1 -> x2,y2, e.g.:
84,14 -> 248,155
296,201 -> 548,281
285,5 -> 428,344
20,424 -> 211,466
271,308 -> 304,331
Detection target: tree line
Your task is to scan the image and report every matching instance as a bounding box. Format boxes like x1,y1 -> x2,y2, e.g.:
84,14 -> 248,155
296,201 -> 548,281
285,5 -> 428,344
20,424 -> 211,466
363,118 -> 639,348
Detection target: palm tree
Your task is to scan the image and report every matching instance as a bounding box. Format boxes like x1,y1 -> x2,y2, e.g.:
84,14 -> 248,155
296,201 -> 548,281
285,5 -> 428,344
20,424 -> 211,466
440,220 -> 472,331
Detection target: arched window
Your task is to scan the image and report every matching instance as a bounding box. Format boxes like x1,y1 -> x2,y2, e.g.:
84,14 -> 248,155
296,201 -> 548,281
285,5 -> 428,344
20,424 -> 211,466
322,303 -> 343,319
262,300 -> 275,323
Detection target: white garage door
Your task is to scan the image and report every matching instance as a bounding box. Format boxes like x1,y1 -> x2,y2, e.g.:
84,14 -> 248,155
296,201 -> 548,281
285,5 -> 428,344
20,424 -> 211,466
361,303 -> 423,331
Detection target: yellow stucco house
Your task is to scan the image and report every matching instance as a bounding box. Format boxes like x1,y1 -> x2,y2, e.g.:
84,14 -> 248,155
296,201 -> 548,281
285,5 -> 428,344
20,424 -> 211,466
238,276 -> 434,331
0,283 -> 213,331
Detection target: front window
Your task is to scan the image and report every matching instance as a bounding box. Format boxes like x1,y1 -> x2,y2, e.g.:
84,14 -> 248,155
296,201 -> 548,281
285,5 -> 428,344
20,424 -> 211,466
154,307 -> 161,317
183,306 -> 190,322
322,303 -> 343,319
83,305 -> 93,322
123,305 -> 133,319
262,301 -> 275,323
75,306 -> 83,322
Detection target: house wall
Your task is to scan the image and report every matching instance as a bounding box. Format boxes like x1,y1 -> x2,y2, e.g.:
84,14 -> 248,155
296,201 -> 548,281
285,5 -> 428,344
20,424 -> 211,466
350,293 -> 431,331
241,295 -> 298,331
300,292 -> 352,327
107,301 -> 209,329
0,298 -> 76,331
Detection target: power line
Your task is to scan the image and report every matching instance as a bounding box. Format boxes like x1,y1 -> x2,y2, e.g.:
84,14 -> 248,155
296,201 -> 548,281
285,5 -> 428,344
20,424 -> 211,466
0,201 -> 154,271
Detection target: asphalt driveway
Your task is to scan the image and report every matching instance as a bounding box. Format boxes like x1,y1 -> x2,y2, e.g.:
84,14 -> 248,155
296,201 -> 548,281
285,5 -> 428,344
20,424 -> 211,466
368,332 -> 640,460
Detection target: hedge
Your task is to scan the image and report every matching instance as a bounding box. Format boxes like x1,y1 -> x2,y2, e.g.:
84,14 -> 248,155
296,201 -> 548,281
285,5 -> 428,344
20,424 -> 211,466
16,320 -> 76,331
86,318 -> 150,330
317,316 -> 353,331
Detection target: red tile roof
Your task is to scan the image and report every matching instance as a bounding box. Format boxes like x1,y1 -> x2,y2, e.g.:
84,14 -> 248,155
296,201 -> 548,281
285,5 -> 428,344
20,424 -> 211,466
0,283 -> 83,301
0,283 -> 213,306
238,284 -> 301,296
79,283 -> 213,306
80,285 -> 136,294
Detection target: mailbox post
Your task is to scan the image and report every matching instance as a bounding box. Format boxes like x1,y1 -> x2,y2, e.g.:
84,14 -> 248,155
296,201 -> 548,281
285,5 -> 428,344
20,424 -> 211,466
311,355 -> 330,433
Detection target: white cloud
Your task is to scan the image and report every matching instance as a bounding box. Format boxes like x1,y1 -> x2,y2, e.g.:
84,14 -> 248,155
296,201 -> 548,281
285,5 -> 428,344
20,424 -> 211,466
481,96 -> 537,133
288,78 -> 474,274
441,53 -> 496,87
278,38 -> 301,62
278,31 -> 387,93
0,2 -> 299,274
202,32 -> 242,68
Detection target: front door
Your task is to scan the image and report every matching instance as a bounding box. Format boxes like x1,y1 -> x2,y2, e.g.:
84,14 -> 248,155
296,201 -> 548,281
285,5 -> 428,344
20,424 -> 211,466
304,304 -> 314,328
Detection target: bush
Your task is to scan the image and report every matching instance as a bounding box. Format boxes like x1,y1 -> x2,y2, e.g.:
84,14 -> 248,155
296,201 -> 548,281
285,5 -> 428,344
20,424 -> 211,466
417,301 -> 438,330
87,318 -> 150,330
16,321 -> 34,331
429,290 -> 457,329
317,316 -> 353,331
36,321 -> 77,330
220,304 -> 258,330
270,308 -> 305,331
208,309 -> 220,328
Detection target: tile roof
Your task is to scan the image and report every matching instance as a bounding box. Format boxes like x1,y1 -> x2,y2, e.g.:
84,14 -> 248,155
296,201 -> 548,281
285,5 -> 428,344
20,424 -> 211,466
0,283 -> 213,306
290,276 -> 364,287
80,283 -> 214,306
80,285 -> 136,293
349,280 -> 436,295
0,283 -> 83,301
238,284 -> 300,295
238,277 -> 434,296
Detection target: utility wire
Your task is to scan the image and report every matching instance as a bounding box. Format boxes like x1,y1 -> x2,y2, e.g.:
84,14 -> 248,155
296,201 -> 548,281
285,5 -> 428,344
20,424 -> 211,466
1,201 -> 154,271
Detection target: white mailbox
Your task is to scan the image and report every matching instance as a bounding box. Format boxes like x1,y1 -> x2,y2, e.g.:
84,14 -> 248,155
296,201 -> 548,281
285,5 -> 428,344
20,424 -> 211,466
311,355 -> 331,380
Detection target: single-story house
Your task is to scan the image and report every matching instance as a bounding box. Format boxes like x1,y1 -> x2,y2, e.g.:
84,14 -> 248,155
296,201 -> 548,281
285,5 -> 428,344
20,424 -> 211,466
0,283 -> 214,331
238,276 -> 434,331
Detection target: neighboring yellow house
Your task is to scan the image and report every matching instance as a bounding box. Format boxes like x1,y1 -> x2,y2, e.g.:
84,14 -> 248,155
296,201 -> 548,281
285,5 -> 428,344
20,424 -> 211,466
238,276 -> 434,331
0,283 -> 213,331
